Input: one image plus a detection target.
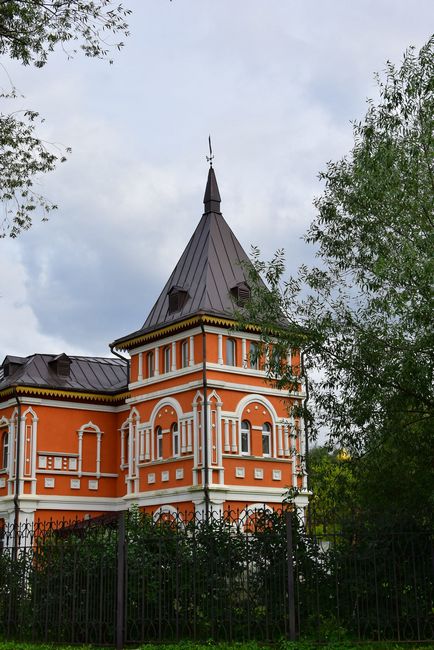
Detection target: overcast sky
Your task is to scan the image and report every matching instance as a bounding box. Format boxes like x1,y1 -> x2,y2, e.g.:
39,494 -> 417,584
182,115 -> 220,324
1,1 -> 432,362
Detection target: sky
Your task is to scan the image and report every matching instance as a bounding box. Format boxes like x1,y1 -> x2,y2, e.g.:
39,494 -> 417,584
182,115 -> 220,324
1,0 -> 433,362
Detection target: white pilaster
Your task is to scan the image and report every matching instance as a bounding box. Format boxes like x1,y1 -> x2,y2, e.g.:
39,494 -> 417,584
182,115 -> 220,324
189,336 -> 194,366
171,341 -> 177,371
217,334 -> 223,365
224,418 -> 230,452
231,419 -> 237,452
78,431 -> 83,477
138,352 -> 143,381
96,432 -> 102,478
242,338 -> 247,367
278,423 -> 284,456
154,346 -> 160,376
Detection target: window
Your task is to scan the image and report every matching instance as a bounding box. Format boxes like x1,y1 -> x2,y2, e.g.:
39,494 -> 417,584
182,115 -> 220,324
240,420 -> 250,455
249,342 -> 259,369
181,340 -> 189,368
262,422 -> 272,457
226,338 -> 236,366
1,431 -> 8,470
156,426 -> 163,460
168,287 -> 189,314
230,282 -> 251,306
172,423 -> 180,457
163,346 -> 171,373
147,351 -> 154,378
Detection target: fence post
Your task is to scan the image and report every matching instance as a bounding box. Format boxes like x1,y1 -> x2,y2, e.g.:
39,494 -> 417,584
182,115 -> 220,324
286,510 -> 296,641
116,511 -> 126,650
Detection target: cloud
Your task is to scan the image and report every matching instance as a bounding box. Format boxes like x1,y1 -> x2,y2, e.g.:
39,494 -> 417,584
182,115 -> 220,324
1,0 -> 432,358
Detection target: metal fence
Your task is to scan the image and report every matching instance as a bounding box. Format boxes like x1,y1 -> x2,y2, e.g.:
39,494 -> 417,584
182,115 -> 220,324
0,508 -> 432,647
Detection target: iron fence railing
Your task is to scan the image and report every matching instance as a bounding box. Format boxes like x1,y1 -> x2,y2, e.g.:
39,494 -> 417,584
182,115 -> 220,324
0,508 -> 432,648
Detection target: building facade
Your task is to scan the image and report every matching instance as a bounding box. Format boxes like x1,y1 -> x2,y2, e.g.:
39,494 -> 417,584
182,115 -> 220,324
0,168 -> 308,527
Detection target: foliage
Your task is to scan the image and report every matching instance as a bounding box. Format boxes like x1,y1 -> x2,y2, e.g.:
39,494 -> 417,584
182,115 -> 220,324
306,446 -> 357,530
237,37 -> 434,524
1,510 -> 432,645
0,1 -> 131,237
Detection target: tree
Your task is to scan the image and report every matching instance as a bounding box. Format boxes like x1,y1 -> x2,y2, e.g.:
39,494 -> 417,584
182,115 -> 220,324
239,37 -> 434,523
0,1 -> 131,237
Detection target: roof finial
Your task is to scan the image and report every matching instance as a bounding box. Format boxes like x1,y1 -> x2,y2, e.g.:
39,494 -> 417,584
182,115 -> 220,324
206,134 -> 214,167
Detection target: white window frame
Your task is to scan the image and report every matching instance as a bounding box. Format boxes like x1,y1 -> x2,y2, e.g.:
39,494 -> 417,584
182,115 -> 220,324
262,422 -> 272,457
156,426 -> 163,460
181,340 -> 189,368
226,338 -> 236,366
249,342 -> 259,369
240,420 -> 250,455
1,430 -> 9,469
172,422 -> 180,457
163,346 -> 171,373
147,351 -> 154,378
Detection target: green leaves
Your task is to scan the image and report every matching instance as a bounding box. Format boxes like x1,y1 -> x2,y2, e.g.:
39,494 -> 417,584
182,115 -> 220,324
238,36 -> 434,522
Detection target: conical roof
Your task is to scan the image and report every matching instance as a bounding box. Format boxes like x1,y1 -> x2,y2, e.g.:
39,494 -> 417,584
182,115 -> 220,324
113,167 -> 257,349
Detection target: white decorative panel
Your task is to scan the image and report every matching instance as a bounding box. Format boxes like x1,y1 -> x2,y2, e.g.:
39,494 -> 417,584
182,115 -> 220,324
70,479 -> 80,489
38,456 -> 47,469
235,466 -> 245,478
175,468 -> 184,480
148,473 -> 156,484
88,479 -> 98,490
68,457 -> 78,470
44,477 -> 55,488
254,468 -> 264,479
0,478 -> 5,488
272,469 -> 282,481
53,457 -> 62,470
161,470 -> 169,482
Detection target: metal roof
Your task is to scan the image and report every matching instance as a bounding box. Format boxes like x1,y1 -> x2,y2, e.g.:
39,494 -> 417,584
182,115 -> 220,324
113,167 -> 261,348
0,354 -> 127,395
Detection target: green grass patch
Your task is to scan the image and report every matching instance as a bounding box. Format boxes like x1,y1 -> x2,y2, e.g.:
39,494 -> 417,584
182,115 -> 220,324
0,641 -> 434,650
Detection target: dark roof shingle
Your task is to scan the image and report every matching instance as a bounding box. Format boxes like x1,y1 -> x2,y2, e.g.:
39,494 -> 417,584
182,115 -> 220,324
0,354 -> 127,395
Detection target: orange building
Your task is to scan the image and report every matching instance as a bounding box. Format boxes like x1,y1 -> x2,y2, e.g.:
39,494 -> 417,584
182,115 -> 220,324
0,167 -> 309,527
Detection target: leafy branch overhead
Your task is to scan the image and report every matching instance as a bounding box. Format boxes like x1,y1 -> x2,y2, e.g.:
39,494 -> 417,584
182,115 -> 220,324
0,1 -> 131,66
0,1 -> 131,238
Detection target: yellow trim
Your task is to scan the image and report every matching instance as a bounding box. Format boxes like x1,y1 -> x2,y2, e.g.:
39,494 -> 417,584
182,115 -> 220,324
117,315 -> 261,350
0,385 -> 130,404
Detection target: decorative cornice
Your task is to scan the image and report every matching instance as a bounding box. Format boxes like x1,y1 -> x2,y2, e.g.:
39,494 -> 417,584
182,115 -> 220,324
0,385 -> 130,405
116,315 -> 261,351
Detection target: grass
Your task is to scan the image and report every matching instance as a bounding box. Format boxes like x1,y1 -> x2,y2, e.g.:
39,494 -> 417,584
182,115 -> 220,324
1,642 -> 434,650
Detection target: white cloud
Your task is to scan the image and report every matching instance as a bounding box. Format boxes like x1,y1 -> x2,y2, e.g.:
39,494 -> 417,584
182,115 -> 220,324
1,0 -> 432,357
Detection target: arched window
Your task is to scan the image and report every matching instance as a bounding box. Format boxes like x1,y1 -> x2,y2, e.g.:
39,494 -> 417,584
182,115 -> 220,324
226,338 -> 236,366
147,351 -> 154,378
156,426 -> 163,460
249,342 -> 259,369
262,422 -> 272,457
163,346 -> 171,373
240,420 -> 250,455
181,340 -> 189,368
172,423 -> 179,457
1,430 -> 8,470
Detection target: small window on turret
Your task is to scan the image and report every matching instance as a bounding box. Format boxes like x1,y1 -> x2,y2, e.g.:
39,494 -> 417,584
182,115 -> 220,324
168,287 -> 189,314
230,282 -> 250,306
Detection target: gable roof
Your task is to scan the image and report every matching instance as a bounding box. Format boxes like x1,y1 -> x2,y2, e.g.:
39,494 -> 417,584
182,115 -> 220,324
0,354 -> 128,397
113,167 -> 259,349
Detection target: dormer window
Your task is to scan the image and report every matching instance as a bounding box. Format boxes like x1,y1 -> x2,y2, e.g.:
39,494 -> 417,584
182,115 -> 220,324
230,282 -> 250,306
168,286 -> 189,314
48,354 -> 71,377
2,356 -> 25,378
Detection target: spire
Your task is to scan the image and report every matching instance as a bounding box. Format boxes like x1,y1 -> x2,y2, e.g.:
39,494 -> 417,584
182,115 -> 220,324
203,166 -> 221,214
